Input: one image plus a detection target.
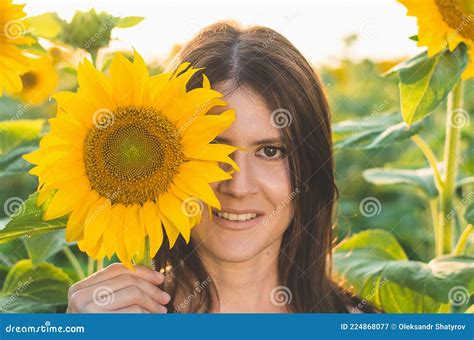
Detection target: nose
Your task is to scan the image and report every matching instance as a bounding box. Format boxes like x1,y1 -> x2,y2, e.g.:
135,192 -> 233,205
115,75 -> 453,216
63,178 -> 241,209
217,150 -> 259,199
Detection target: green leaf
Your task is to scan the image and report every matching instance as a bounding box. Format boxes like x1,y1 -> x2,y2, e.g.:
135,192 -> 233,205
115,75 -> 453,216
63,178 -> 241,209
114,16 -> 144,28
465,203 -> 474,225
333,112 -> 424,150
0,192 -> 67,244
0,119 -> 45,157
25,13 -> 63,39
333,229 -> 474,313
390,44 -> 468,126
0,238 -> 27,271
0,259 -> 72,312
0,154 -> 33,177
363,167 -> 474,198
23,230 -> 66,267
363,166 -> 439,197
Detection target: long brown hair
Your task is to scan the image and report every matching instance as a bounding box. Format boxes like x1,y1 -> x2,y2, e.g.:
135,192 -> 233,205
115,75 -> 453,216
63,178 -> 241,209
154,21 -> 375,313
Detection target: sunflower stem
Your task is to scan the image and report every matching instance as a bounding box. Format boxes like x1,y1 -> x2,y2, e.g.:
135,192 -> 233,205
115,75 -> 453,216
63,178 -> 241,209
429,198 -> 442,257
87,256 -> 95,276
63,246 -> 85,280
439,79 -> 464,254
133,236 -> 155,270
453,224 -> 473,256
411,135 -> 444,192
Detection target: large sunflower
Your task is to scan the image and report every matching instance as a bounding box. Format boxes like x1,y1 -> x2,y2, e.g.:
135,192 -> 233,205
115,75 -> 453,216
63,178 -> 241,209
0,0 -> 34,95
398,0 -> 474,79
24,51 -> 239,269
17,56 -> 59,104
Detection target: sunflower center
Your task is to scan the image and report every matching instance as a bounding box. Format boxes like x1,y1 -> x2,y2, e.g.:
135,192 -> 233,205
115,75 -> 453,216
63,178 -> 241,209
21,72 -> 38,89
434,0 -> 474,41
84,106 -> 185,205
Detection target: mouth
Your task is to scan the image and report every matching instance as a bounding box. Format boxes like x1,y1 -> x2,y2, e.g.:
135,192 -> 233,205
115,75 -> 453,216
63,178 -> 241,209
211,208 -> 265,230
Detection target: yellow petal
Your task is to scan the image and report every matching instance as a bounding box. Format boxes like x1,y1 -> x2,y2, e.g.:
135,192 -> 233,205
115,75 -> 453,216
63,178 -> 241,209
43,178 -> 89,220
181,109 -> 235,149
158,191 -> 191,243
123,204 -> 145,258
141,201 -> 164,257
156,203 -> 180,248
83,197 -> 112,252
65,190 -> 100,242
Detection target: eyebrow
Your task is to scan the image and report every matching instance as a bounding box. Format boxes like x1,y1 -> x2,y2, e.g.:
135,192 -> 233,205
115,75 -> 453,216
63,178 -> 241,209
214,137 -> 283,146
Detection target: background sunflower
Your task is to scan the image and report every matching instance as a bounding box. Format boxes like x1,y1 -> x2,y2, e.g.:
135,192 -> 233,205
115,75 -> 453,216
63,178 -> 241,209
16,56 -> 59,104
0,0 -> 35,95
398,0 -> 474,78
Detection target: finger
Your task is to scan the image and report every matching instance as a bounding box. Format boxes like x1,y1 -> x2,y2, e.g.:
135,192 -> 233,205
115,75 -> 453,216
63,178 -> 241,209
108,305 -> 151,313
69,263 -> 164,300
77,273 -> 171,306
84,285 -> 167,313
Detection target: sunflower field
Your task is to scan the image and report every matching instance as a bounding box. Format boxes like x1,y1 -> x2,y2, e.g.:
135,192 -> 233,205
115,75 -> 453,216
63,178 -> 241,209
0,0 -> 473,314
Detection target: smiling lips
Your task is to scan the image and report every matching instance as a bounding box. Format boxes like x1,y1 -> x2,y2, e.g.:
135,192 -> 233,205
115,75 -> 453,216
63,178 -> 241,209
211,208 -> 265,230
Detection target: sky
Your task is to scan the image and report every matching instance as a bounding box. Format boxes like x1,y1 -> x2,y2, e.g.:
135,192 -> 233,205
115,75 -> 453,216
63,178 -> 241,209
23,0 -> 423,66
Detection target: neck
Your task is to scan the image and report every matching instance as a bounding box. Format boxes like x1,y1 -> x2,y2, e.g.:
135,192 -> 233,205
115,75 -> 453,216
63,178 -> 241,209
197,239 -> 288,313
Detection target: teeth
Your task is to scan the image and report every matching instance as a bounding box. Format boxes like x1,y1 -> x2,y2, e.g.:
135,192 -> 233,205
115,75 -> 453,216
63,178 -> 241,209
216,212 -> 257,221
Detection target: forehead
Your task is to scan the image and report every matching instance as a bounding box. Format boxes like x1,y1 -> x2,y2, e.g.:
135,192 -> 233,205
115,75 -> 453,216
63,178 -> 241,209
210,82 -> 282,145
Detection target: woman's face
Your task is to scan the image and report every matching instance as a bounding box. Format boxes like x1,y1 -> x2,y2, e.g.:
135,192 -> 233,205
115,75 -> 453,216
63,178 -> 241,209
191,82 -> 294,263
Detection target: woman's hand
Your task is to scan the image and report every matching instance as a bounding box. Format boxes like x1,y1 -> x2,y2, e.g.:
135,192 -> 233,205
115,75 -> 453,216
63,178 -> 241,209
66,263 -> 171,313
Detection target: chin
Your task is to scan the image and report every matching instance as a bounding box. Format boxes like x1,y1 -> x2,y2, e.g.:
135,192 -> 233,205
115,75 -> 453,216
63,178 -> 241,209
192,228 -> 270,263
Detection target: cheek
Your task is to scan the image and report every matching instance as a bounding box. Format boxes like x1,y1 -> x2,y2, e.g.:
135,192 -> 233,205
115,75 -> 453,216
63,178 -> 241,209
192,161 -> 295,262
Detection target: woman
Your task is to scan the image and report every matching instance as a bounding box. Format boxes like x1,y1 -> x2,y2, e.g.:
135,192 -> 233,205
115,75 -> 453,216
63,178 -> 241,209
67,21 -> 377,314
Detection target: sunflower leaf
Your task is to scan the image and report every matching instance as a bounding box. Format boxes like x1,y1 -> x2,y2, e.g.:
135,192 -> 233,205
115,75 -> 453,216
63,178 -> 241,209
388,44 -> 468,126
465,204 -> 474,225
0,192 -> 67,244
22,230 -> 66,267
0,238 -> 28,271
114,16 -> 144,28
0,119 -> 45,158
25,12 -> 63,39
363,167 -> 474,198
0,259 -> 72,312
333,111 -> 424,150
333,229 -> 474,313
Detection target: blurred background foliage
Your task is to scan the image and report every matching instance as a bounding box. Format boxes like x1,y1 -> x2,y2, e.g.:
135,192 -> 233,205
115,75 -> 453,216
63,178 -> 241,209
0,7 -> 473,313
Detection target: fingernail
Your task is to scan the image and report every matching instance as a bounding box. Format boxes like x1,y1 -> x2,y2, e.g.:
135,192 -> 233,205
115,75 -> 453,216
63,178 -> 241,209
154,271 -> 164,279
163,292 -> 171,302
161,306 -> 168,313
